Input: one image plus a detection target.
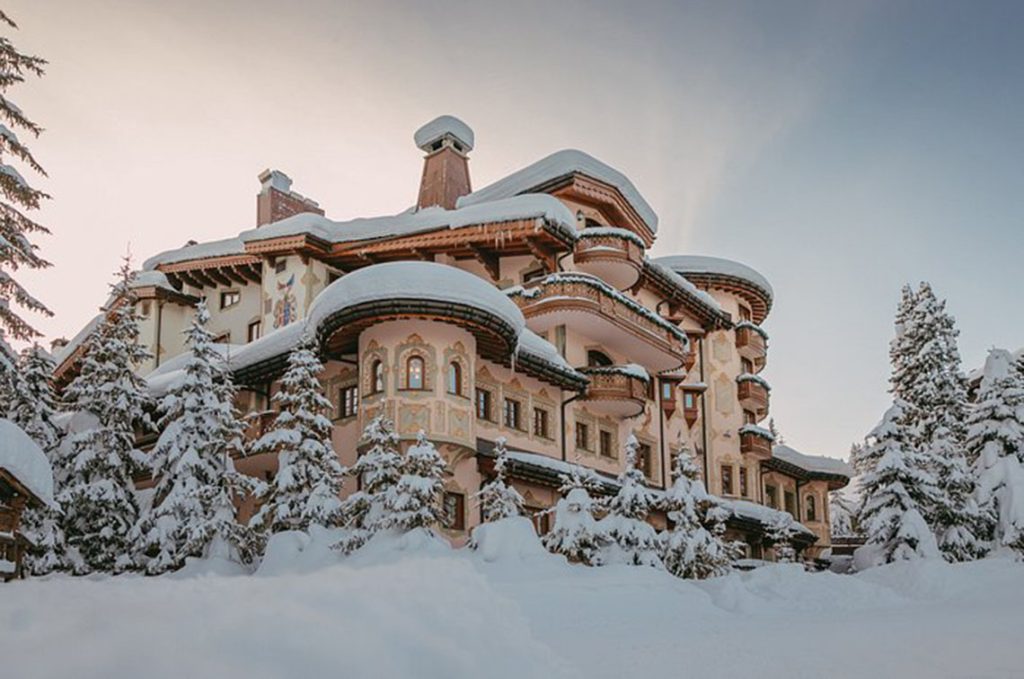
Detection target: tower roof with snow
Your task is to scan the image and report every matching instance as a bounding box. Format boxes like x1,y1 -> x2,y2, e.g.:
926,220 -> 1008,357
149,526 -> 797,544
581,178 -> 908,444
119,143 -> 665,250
655,254 -> 773,322
414,115 -> 475,152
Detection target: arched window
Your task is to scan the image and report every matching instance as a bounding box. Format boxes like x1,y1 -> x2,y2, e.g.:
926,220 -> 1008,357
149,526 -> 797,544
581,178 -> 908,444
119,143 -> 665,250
587,350 -> 613,367
806,495 -> 817,522
447,361 -> 462,396
371,359 -> 384,394
407,355 -> 425,390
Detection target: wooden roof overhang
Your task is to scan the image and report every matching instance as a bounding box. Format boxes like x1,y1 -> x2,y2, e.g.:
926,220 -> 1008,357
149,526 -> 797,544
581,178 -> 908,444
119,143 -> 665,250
476,438 -> 621,496
640,261 -> 732,331
762,456 -> 850,491
678,272 -> 772,324
0,468 -> 46,509
541,173 -> 655,247
321,217 -> 575,280
156,254 -> 262,290
726,512 -> 817,546
133,285 -> 199,307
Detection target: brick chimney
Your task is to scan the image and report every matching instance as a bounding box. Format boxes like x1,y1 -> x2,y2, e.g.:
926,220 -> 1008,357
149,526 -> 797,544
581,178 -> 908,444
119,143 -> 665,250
414,116 -> 474,211
256,169 -> 324,227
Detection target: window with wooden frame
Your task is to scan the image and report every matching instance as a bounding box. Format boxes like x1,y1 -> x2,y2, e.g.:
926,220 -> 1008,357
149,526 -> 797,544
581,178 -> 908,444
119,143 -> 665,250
274,258 -> 287,274
139,300 -> 152,318
806,495 -> 817,522
370,359 -> 384,395
476,388 -> 493,421
447,361 -> 462,396
765,484 -> 778,508
784,491 -> 796,517
660,381 -> 674,401
721,465 -> 734,495
338,384 -> 359,419
247,320 -> 262,343
637,443 -> 653,478
220,290 -> 241,309
739,467 -> 749,497
442,492 -> 465,531
575,422 -> 590,451
503,398 -> 522,430
406,356 -> 425,390
599,430 -> 614,458
533,407 -> 550,439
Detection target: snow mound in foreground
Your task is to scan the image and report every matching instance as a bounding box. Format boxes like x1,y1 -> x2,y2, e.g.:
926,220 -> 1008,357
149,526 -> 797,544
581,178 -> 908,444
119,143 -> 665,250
256,525 -> 348,577
346,527 -> 453,567
469,516 -> 551,563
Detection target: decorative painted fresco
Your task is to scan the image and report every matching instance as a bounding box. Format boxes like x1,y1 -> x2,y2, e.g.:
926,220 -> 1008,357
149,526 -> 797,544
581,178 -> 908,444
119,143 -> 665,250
273,274 -> 297,328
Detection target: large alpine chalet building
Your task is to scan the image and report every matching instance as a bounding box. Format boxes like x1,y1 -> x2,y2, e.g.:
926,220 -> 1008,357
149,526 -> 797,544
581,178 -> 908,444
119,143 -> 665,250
53,116 -> 851,559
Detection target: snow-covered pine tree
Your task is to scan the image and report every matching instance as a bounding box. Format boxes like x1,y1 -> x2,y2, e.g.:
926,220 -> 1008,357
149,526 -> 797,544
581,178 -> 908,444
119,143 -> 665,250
133,301 -> 259,573
385,430 -> 446,531
252,337 -> 345,534
334,415 -> 402,553
598,434 -> 662,567
829,488 -> 860,539
968,348 -> 1024,555
766,512 -> 797,563
889,282 -> 978,560
543,486 -> 604,565
662,445 -> 736,579
59,259 -> 152,573
0,12 -> 52,370
10,344 -> 67,573
557,456 -> 603,495
475,437 -> 524,522
859,401 -> 941,563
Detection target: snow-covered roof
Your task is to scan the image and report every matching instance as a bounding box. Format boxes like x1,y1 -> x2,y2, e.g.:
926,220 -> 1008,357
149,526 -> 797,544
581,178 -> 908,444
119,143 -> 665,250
241,194 -> 578,247
516,328 -> 580,379
643,257 -> 723,314
143,236 -> 247,271
414,115 -> 475,152
458,149 -> 659,233
53,313 -> 102,366
0,418 -> 54,507
654,255 -> 773,301
772,444 -> 853,478
129,270 -> 177,292
308,262 -> 526,338
722,498 -> 814,537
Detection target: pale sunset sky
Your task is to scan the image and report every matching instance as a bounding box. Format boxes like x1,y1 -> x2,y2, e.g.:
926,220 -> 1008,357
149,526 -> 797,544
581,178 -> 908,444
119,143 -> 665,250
7,0 -> 1023,461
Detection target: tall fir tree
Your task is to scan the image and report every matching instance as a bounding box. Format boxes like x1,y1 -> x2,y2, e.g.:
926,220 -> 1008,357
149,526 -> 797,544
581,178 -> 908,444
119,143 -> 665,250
385,430 -> 446,531
859,401 -> 941,564
475,437 -> 524,522
888,282 -> 979,560
0,12 -> 52,369
252,338 -> 345,534
335,415 -> 402,553
829,488 -> 860,539
662,445 -> 737,579
133,301 -> 259,573
598,434 -> 662,567
968,349 -> 1024,555
10,344 -> 66,573
59,258 -> 152,573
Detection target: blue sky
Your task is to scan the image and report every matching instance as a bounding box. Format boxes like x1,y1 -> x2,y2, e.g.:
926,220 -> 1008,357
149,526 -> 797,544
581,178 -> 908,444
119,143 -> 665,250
8,0 -> 1023,459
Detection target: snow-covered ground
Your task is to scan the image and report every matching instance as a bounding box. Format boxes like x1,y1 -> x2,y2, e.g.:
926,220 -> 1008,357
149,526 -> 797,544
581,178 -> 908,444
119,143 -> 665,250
3,522 -> 1023,679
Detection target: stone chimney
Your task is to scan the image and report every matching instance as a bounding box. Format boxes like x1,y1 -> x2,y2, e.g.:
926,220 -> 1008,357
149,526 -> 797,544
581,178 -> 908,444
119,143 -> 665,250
414,115 -> 474,211
256,169 -> 324,227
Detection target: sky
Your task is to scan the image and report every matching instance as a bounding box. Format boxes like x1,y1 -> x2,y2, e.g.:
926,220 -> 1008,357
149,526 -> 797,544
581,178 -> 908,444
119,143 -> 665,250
6,0 -> 1024,460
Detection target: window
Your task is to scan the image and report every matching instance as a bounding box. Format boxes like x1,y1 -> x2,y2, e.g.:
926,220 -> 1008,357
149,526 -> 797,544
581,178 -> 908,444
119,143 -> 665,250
140,300 -> 152,318
739,467 -> 748,497
744,410 -> 757,425
721,465 -> 734,495
684,392 -> 697,410
806,495 -> 817,522
661,381 -> 674,401
575,422 -> 590,451
599,430 -> 613,458
370,359 -> 384,394
476,388 -> 493,421
247,320 -> 262,343
533,407 -> 549,438
587,350 -> 613,367
739,305 -> 752,322
765,485 -> 778,509
527,506 -> 551,535
339,385 -> 359,419
637,443 -> 653,478
554,325 -> 567,358
274,258 -> 287,274
220,290 -> 241,309
784,491 -> 797,517
503,398 -> 522,430
442,492 -> 465,531
406,356 -> 425,390
447,361 -> 462,396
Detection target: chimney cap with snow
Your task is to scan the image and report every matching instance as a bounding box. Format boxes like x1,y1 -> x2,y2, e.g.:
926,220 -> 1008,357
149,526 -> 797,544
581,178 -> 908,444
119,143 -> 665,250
414,115 -> 474,153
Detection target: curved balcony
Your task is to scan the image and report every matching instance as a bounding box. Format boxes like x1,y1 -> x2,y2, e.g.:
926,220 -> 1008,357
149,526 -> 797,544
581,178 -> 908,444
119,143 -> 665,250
578,365 -> 649,417
573,228 -> 644,290
737,374 -> 770,420
509,273 -> 688,372
735,322 -> 768,369
739,425 -> 774,459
